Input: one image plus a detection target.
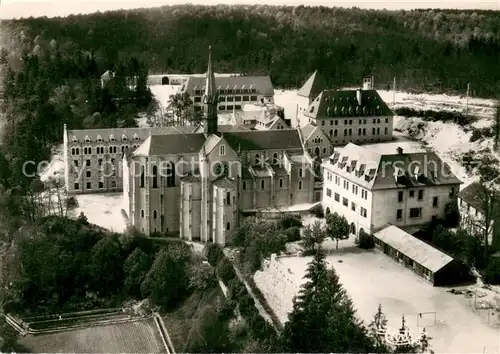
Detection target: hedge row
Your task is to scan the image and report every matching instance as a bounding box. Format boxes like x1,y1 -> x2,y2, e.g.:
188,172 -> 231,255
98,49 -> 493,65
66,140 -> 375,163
204,243 -> 278,344
395,107 -> 476,126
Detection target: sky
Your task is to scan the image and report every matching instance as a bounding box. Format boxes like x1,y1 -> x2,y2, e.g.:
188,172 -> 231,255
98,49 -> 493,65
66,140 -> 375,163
0,0 -> 498,19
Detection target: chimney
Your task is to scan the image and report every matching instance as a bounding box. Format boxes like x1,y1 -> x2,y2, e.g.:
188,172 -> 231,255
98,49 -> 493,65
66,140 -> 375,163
356,89 -> 362,106
397,146 -> 403,155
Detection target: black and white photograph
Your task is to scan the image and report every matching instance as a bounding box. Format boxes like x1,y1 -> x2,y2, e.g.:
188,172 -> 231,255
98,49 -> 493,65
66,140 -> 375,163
0,0 -> 499,352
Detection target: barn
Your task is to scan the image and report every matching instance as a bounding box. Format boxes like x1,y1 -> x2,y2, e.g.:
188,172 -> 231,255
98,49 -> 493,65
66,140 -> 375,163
373,225 -> 472,286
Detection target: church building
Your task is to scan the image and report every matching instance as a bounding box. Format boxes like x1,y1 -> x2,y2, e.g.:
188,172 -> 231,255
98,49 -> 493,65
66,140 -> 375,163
123,48 -> 317,245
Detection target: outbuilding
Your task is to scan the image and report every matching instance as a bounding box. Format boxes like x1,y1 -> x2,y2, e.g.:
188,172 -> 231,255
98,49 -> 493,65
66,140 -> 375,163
373,225 -> 472,286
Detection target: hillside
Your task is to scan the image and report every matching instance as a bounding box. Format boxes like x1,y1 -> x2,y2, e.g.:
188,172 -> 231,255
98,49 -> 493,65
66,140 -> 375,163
3,5 -> 500,96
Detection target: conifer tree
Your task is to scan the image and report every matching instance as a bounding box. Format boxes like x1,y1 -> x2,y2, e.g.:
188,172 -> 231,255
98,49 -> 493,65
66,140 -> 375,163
280,248 -> 374,352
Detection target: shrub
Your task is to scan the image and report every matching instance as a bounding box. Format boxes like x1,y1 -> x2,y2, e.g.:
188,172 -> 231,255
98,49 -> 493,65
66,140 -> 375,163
309,204 -> 325,218
204,243 -> 224,266
66,196 -> 78,209
357,230 -> 375,249
444,201 -> 460,228
483,259 -> 500,285
285,226 -> 301,242
470,128 -> 483,142
227,278 -> 246,300
216,258 -> 237,283
239,293 -> 256,318
278,217 -> 302,229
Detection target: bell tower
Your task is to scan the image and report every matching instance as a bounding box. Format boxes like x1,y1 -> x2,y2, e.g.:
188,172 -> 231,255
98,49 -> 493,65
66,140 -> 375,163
203,46 -> 218,135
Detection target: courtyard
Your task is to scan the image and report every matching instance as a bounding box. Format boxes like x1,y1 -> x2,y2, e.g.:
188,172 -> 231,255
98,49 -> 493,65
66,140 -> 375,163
258,246 -> 500,353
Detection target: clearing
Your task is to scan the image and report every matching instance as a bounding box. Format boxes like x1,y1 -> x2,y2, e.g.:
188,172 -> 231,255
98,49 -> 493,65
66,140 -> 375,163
18,318 -> 165,353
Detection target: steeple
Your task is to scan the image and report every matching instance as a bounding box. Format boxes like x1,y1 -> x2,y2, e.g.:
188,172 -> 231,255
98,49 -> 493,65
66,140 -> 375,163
203,46 -> 218,135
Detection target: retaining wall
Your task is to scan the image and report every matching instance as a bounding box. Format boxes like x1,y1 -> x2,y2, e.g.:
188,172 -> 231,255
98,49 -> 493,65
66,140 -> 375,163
253,254 -> 302,325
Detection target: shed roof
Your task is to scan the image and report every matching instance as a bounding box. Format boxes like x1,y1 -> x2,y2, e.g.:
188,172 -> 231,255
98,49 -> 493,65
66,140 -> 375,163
373,225 -> 454,273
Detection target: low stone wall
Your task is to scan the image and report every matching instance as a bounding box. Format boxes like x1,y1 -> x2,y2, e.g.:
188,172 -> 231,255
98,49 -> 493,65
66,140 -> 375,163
253,254 -> 302,325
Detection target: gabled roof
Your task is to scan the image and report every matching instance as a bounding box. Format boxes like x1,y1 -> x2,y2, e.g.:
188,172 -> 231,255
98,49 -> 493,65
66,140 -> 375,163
191,124 -> 251,134
299,123 -> 327,142
322,143 -> 462,190
305,89 -> 392,119
182,76 -> 274,96
133,134 -> 207,156
373,225 -> 454,273
458,182 -> 486,212
297,71 -> 326,99
213,176 -> 236,188
223,130 -> 302,151
202,135 -> 222,155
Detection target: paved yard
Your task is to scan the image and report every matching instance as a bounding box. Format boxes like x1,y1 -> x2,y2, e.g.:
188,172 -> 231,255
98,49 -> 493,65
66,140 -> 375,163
263,249 -> 500,353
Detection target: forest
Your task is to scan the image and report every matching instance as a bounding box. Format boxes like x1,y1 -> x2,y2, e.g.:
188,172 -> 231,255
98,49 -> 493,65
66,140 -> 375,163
3,5 -> 500,96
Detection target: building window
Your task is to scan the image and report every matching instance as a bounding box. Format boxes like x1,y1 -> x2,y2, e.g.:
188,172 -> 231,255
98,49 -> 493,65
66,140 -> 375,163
141,210 -> 144,218
326,188 -> 332,197
385,118 -> 389,123
342,197 -> 348,207
299,168 -> 303,178
111,180 -> 116,188
226,222 -> 231,231
360,207 -> 367,218
74,160 -> 79,167
86,171 -> 91,178
140,166 -> 145,188
98,159 -> 103,166
242,181 -> 246,190
219,144 -> 226,156
153,210 -> 157,219
273,152 -> 278,164
74,183 -> 79,190
385,127 -> 388,134
450,187 -> 455,197
226,192 -> 231,205
418,190 -> 423,200
86,182 -> 91,189
398,191 -> 403,202
279,178 -> 283,188
99,182 -> 104,189
396,209 -> 403,220
86,159 -> 91,167
298,181 -> 303,190
261,180 -> 265,190
334,129 -> 338,137
351,202 -> 356,211
334,193 -> 340,202
409,190 -> 415,198
152,166 -> 158,188
166,162 -> 175,187
409,207 -> 422,219
433,196 -> 438,207
343,180 -> 349,190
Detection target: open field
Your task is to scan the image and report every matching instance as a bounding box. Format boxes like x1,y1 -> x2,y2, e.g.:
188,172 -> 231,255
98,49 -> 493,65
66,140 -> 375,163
256,248 -> 500,354
18,318 -> 165,353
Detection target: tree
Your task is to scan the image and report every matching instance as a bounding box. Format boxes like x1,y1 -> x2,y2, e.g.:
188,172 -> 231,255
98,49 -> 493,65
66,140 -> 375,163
494,100 -> 500,150
88,236 -> 124,296
189,262 -> 216,290
141,248 -> 189,309
123,248 -> 153,298
301,220 -> 326,253
280,247 -> 373,352
326,212 -> 350,249
357,229 -> 375,249
369,304 -> 389,351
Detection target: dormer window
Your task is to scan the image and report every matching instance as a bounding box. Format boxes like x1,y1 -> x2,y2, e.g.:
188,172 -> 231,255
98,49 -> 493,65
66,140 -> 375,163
72,136 -> 78,143
84,135 -> 91,143
133,133 -> 139,141
97,135 -> 103,142
109,135 -> 115,142
121,134 -> 128,141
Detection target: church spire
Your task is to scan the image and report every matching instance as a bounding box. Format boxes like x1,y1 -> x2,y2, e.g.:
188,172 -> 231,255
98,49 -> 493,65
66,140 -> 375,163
203,45 -> 218,135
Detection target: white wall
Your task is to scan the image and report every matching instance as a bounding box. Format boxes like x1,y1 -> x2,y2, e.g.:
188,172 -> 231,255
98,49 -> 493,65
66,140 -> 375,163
459,198 -> 493,244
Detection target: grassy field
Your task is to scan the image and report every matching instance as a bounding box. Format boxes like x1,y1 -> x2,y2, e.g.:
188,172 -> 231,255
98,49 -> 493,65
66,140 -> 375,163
19,318 -> 165,353
162,285 -> 224,353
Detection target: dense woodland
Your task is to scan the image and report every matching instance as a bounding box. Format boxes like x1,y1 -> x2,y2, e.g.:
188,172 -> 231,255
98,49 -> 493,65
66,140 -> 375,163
3,5 -> 500,96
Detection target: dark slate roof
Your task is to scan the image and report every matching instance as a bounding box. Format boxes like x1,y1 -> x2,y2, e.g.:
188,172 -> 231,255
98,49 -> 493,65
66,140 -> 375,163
192,124 -> 251,134
134,133 -> 207,156
305,89 -> 393,120
297,71 -> 327,99
322,143 -> 462,190
458,182 -> 485,212
222,130 -> 303,151
181,76 -> 274,97
213,176 -> 236,188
